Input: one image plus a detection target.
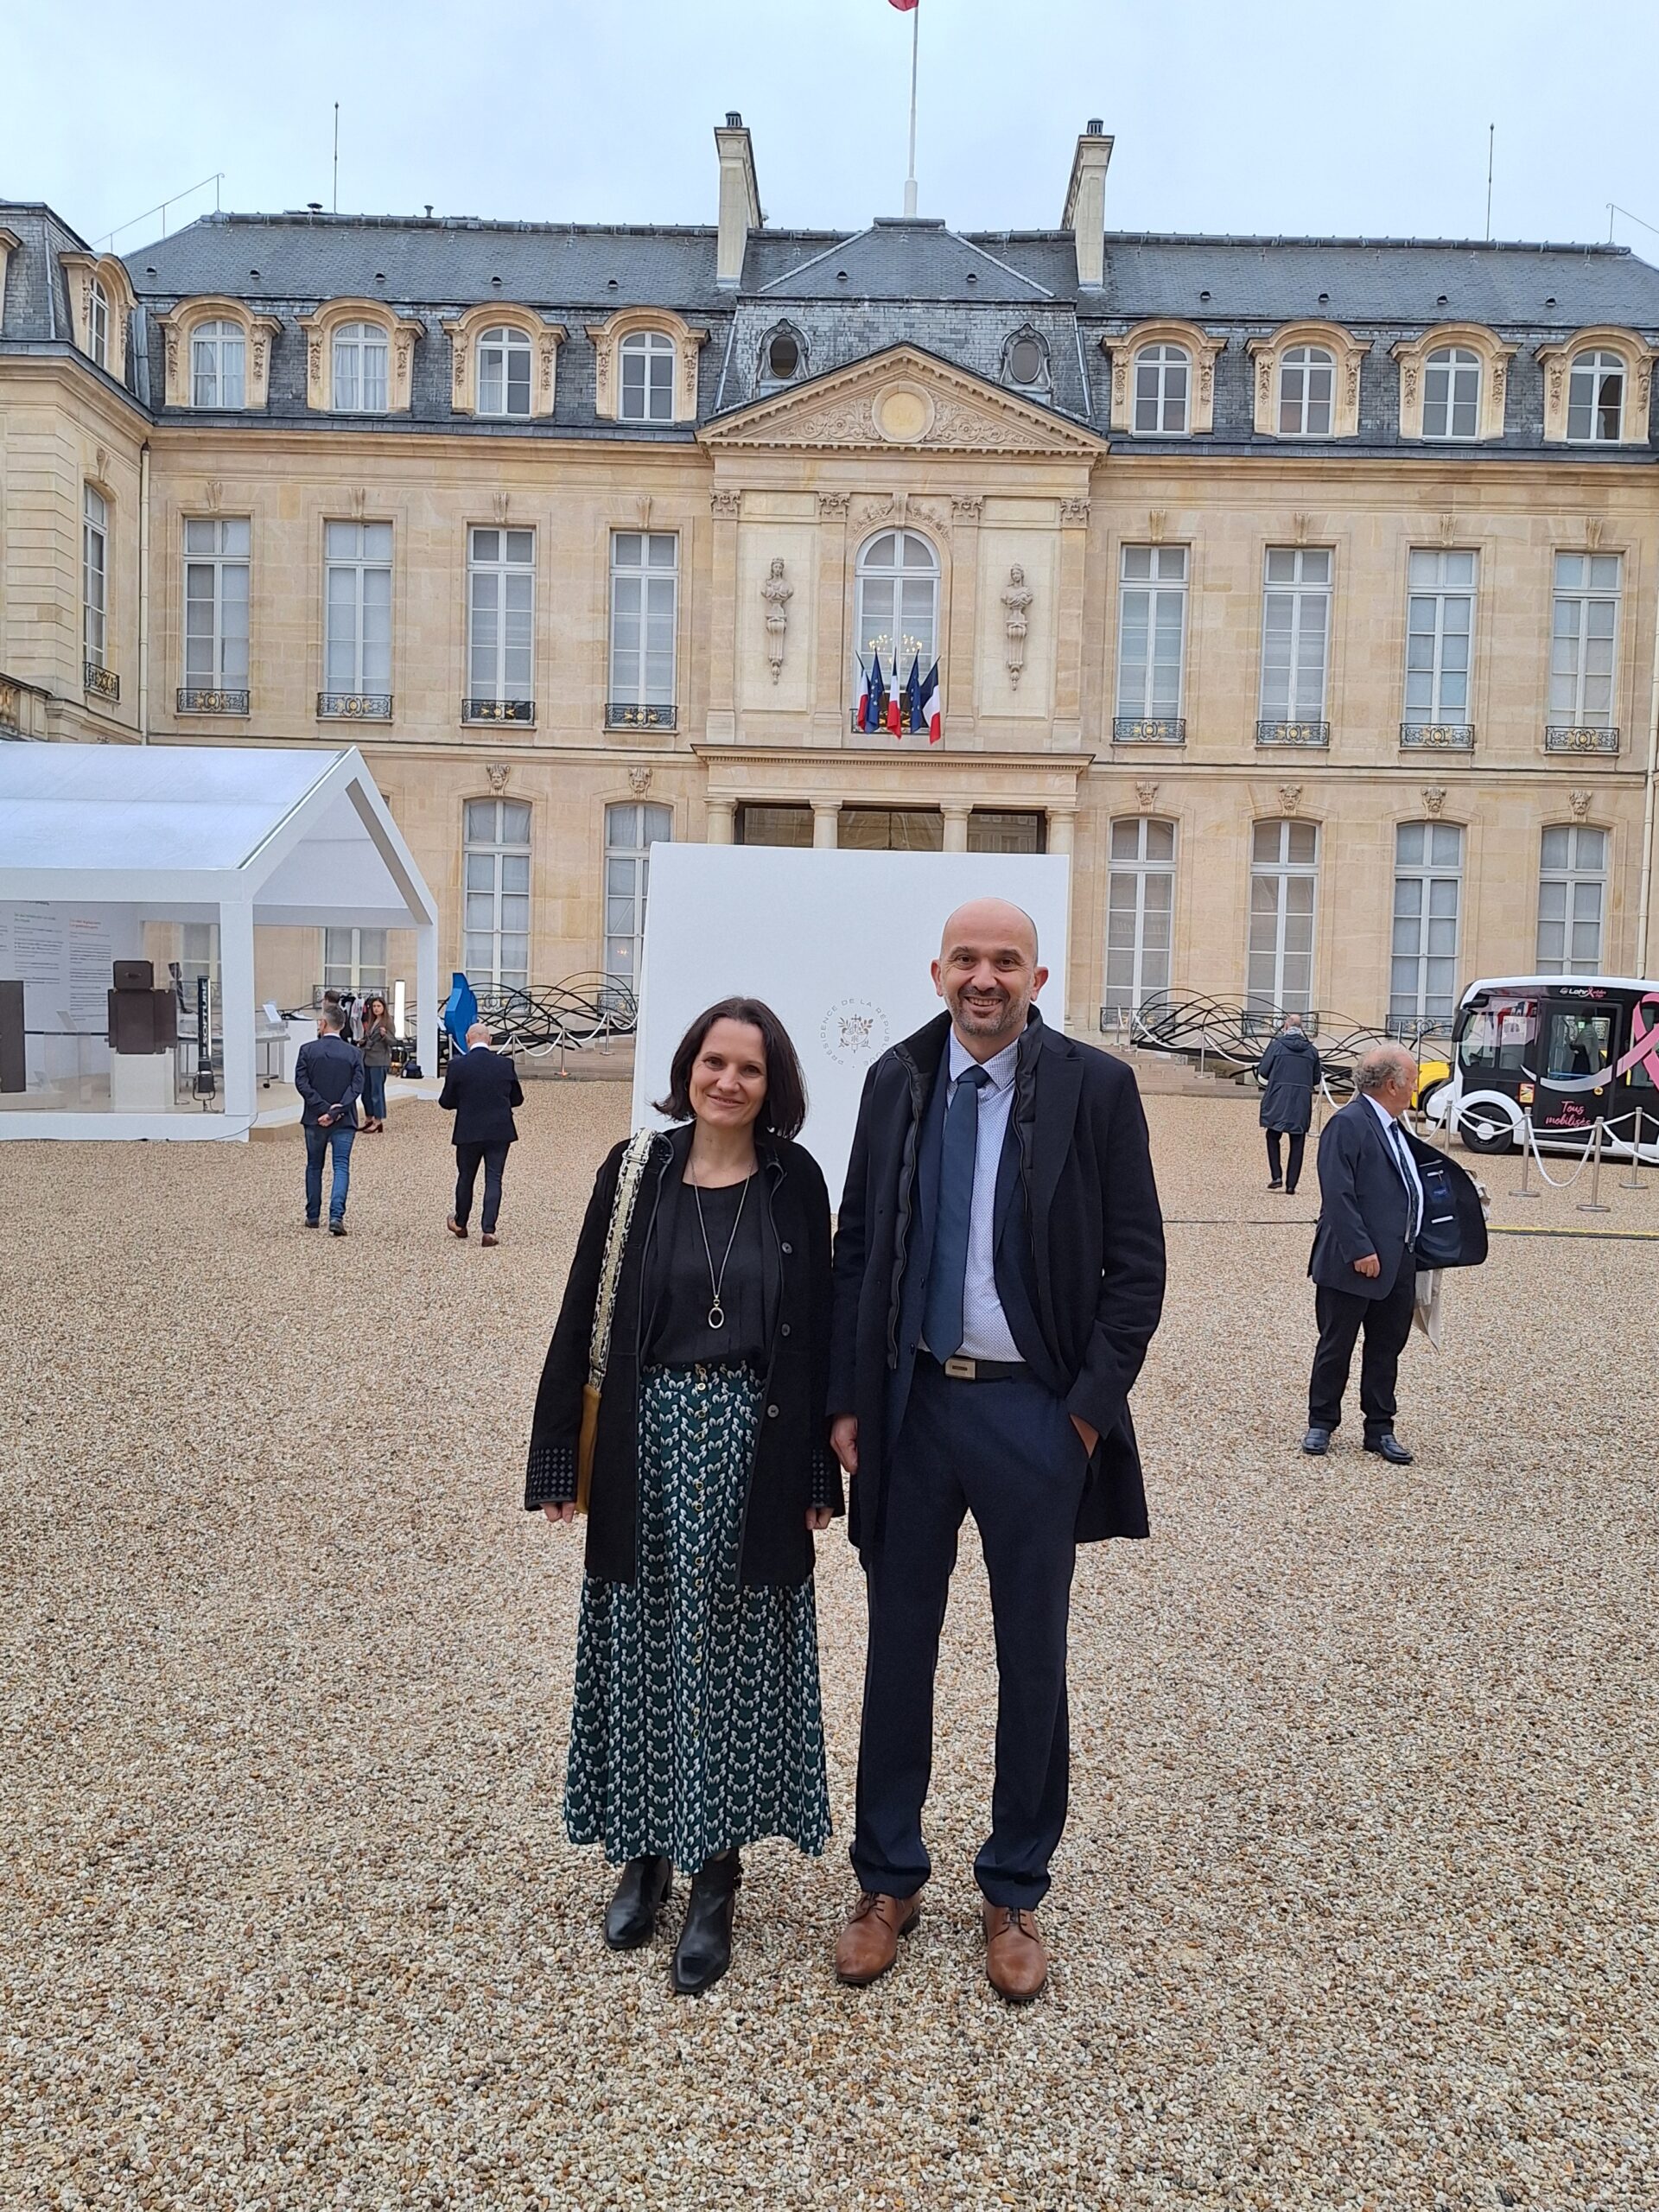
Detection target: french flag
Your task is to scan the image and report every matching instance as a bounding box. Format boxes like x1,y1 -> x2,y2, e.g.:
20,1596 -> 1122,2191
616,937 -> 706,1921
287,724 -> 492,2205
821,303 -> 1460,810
920,658 -> 942,743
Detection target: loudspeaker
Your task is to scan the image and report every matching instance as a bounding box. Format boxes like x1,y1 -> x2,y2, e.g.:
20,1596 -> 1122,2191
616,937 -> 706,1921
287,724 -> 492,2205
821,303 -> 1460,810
112,958 -> 154,990
107,988 -> 176,1054
0,980 -> 22,1094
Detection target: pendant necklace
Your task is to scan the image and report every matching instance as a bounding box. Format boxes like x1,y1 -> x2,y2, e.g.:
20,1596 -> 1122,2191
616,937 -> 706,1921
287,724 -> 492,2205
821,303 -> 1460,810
693,1173 -> 750,1331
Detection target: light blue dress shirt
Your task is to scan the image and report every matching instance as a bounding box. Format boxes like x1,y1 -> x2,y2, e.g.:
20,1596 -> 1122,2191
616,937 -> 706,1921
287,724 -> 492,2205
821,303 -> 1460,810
939,1029 -> 1023,1362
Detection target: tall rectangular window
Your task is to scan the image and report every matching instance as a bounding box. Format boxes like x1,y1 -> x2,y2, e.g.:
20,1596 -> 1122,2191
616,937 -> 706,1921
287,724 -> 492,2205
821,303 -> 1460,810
324,520 -> 393,706
463,798 -> 531,988
82,486 -> 109,670
332,323 -> 389,413
1391,821 -> 1464,1025
609,531 -> 677,714
1116,545 -> 1188,724
191,321 -> 245,409
1104,817 -> 1176,1018
182,518 -> 250,696
1536,825 -> 1607,976
1549,553 -> 1621,728
1259,547 -> 1331,722
322,928 -> 388,993
604,801 -> 672,989
1247,819 -> 1319,1015
1403,548 -> 1477,728
467,527 -> 535,714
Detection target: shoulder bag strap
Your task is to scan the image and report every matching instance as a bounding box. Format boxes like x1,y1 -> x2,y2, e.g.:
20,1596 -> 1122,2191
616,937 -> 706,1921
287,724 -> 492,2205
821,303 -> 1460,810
587,1128 -> 658,1389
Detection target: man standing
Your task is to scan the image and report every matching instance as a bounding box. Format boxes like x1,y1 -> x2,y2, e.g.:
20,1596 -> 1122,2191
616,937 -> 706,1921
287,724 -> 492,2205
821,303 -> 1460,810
828,899 -> 1166,2002
1255,1010 -> 1322,1194
295,1005 -> 364,1236
440,1021 -> 524,1246
1303,1041 -> 1429,1464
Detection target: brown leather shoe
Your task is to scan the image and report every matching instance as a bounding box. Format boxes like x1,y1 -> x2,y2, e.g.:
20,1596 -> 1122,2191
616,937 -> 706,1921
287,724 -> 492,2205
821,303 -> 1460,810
480,1230 -> 500,1247
446,1216 -> 467,1239
982,1903 -> 1047,2003
835,1891 -> 921,1986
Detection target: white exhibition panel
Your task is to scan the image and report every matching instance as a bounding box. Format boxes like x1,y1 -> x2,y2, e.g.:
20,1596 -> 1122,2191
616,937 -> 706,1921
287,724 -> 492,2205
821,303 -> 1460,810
632,845 -> 1070,1201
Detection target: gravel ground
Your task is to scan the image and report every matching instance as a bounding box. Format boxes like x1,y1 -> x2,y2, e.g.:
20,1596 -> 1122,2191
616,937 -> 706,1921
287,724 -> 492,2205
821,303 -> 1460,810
1,1084 -> 1653,2211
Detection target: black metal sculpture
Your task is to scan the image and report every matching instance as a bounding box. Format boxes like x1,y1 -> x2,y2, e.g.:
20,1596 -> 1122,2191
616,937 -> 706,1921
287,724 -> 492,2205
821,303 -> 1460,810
1127,990 -> 1450,1093
472,972 -> 639,1058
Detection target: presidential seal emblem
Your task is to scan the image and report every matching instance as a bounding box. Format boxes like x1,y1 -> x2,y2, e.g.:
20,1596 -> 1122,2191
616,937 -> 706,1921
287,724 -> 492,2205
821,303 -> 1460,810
819,998 -> 890,1067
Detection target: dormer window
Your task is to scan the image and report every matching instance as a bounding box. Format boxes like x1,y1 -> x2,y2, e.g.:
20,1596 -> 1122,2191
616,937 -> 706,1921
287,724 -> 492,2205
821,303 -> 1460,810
88,279 -> 110,371
477,325 -> 531,417
192,320 -> 245,409
757,324 -> 806,394
1568,351 -> 1624,442
620,329 -> 675,423
1001,326 -> 1052,400
1422,346 -> 1481,439
333,321 -> 389,412
1134,343 -> 1189,434
1279,346 -> 1334,435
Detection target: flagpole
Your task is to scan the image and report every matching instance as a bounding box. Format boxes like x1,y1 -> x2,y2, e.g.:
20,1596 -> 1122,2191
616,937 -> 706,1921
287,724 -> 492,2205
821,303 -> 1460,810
904,1 -> 919,217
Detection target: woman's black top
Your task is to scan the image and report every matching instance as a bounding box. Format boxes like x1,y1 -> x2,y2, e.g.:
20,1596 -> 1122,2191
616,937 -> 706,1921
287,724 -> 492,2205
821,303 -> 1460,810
645,1172 -> 774,1366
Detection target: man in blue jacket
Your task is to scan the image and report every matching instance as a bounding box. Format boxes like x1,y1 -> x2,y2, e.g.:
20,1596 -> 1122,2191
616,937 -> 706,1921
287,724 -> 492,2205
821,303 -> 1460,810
294,1005 -> 364,1236
828,899 -> 1166,2003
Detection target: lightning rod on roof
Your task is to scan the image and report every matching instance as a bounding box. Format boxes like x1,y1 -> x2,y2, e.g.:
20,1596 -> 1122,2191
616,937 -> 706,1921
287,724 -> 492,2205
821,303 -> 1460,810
334,103 -> 340,216
1485,124 -> 1494,242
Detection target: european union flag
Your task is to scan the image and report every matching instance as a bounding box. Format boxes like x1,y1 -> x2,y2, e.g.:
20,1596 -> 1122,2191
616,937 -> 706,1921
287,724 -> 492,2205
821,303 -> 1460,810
863,650 -> 885,732
442,971 -> 479,1052
904,655 -> 924,735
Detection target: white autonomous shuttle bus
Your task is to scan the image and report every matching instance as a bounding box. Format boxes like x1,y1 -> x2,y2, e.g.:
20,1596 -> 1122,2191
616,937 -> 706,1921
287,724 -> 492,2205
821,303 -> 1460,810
1427,974 -> 1659,1160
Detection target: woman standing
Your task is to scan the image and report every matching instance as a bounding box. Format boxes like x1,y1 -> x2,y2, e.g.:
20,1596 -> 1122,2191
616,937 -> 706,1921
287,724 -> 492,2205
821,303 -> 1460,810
525,998 -> 838,1996
1256,1012 -> 1322,1193
359,995 -> 393,1131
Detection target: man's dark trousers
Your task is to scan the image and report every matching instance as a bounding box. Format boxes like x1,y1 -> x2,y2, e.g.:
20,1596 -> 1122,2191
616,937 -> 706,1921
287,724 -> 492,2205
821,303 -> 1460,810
1309,1260 -> 1416,1439
454,1140 -> 510,1233
304,1123 -> 356,1225
853,1356 -> 1090,1912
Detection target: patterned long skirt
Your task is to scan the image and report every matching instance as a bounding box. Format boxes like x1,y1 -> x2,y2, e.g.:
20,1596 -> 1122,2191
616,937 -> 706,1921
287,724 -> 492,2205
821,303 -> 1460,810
563,1361 -> 831,1870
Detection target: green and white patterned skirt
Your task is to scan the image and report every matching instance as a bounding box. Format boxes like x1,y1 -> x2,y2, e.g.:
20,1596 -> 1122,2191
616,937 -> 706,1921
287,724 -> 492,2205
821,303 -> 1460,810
563,1360 -> 831,1870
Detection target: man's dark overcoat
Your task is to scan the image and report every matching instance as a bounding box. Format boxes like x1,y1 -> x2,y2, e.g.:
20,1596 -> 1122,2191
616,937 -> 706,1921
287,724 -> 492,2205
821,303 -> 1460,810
1256,1028 -> 1321,1135
1308,1096 -> 1488,1299
525,1123 -> 840,1588
828,1009 -> 1166,1553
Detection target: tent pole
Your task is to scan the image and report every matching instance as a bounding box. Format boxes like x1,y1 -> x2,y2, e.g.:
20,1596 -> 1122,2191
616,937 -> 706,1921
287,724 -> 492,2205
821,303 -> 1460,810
220,898 -> 257,1132
416,919 -> 438,1085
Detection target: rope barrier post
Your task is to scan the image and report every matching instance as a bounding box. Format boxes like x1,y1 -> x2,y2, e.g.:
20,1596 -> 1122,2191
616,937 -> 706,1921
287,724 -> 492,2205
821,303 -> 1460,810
1577,1118 -> 1611,1213
1510,1110 -> 1538,1199
1622,1106 -> 1646,1192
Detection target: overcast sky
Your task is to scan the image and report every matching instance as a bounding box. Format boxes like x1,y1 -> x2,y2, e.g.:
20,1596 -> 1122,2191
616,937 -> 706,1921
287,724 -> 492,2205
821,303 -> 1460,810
12,0 -> 1659,265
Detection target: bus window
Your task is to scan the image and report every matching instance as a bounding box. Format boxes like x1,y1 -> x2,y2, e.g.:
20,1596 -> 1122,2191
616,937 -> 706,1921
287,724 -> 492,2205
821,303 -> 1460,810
1459,1000 -> 1536,1071
1545,1009 -> 1611,1081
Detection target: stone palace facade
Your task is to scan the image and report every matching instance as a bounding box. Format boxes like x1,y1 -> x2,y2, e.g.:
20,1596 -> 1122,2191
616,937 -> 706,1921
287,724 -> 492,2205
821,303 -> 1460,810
3,118 -> 1658,1030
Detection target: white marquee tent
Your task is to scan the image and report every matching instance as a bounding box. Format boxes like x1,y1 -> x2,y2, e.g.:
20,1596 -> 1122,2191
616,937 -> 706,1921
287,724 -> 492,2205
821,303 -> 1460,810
0,744 -> 438,1140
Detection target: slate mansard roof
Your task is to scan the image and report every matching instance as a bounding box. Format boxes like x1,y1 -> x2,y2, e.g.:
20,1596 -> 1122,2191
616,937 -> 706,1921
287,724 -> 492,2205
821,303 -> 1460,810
7,193 -> 1659,451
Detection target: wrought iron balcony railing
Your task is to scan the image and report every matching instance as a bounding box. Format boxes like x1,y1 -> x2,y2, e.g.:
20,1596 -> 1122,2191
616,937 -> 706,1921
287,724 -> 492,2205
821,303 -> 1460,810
1399,721 -> 1475,751
318,691 -> 393,721
177,686 -> 250,715
1111,716 -> 1186,746
462,696 -> 534,724
1544,724 -> 1620,755
606,701 -> 677,730
85,659 -> 119,702
1255,718 -> 1330,748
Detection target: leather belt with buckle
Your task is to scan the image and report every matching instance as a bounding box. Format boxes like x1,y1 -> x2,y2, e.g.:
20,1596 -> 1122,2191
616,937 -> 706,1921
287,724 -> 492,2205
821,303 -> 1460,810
936,1353 -> 1027,1382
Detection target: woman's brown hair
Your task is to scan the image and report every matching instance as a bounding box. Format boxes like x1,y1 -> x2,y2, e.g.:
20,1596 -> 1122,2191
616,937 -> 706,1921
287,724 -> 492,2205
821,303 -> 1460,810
653,996 -> 808,1140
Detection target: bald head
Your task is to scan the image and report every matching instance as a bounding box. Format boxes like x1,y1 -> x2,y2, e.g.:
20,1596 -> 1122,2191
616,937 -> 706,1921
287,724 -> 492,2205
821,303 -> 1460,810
932,898 -> 1048,1059
466,1022 -> 493,1048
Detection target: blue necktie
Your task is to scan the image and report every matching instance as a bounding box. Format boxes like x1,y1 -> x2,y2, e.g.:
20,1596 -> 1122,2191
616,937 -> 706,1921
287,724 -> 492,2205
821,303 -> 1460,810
1389,1120 -> 1421,1245
924,1064 -> 988,1360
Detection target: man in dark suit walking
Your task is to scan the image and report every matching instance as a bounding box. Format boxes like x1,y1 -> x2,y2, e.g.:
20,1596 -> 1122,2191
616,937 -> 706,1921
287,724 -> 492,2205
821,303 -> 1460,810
1303,1041 -> 1430,1464
440,1021 -> 524,1246
828,899 -> 1166,2003
295,1005 -> 364,1236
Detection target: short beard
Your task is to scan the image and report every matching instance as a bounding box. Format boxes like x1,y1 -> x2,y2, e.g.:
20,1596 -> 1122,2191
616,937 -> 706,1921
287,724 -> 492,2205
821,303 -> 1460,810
950,987 -> 1027,1043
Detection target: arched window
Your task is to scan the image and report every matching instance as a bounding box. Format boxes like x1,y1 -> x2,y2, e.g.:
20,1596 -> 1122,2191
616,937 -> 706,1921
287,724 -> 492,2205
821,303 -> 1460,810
1391,821 -> 1464,1025
1422,346 -> 1481,440
758,324 -> 805,391
1278,345 -> 1334,436
855,530 -> 939,708
1134,344 -> 1189,435
191,320 -> 245,409
1568,350 -> 1625,442
333,321 -> 389,412
88,279 -> 110,371
476,325 -> 532,417
619,329 -> 676,422
1248,819 -> 1319,1016
1537,825 -> 1607,975
462,798 -> 532,988
1104,818 -> 1176,1018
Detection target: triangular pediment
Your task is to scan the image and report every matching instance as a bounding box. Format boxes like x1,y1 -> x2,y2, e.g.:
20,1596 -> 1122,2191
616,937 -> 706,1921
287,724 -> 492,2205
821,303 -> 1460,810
700,345 -> 1104,457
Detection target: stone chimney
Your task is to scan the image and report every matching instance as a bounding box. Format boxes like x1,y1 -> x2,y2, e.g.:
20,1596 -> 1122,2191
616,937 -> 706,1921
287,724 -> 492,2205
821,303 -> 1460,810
715,112 -> 762,289
1063,120 -> 1113,291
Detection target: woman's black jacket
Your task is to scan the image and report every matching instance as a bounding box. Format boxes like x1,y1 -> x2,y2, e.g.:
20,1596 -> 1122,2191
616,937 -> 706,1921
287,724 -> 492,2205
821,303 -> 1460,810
524,1123 -> 841,1588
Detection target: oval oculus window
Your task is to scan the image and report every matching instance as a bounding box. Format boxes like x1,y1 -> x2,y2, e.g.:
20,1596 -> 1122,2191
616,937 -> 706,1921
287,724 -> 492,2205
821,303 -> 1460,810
1008,336 -> 1044,386
766,332 -> 800,381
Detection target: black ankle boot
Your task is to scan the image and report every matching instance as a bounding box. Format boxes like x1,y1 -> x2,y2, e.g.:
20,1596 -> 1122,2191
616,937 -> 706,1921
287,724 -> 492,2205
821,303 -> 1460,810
671,1851 -> 741,1996
603,1855 -> 672,1951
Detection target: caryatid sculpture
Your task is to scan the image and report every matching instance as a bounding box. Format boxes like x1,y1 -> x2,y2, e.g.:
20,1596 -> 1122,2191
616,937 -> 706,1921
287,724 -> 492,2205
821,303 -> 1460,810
760,556 -> 793,684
